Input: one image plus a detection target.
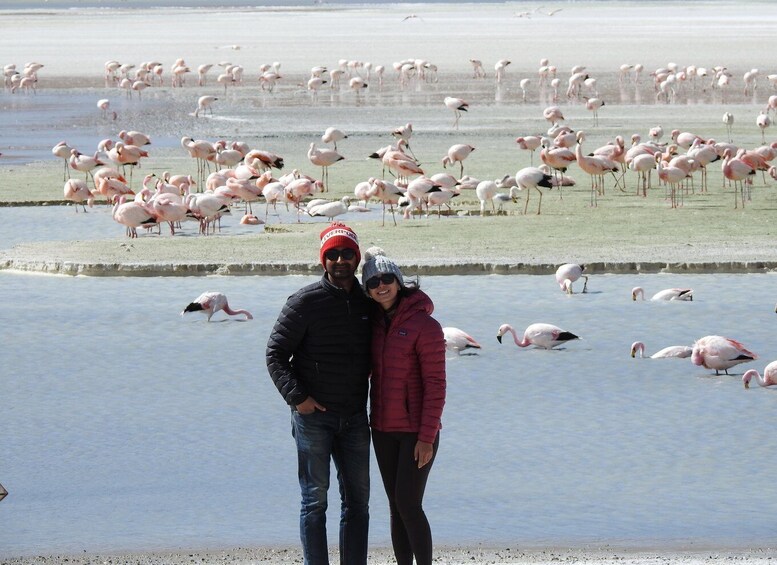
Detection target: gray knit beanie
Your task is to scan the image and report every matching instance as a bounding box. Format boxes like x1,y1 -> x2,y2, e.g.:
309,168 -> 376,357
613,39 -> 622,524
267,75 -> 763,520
361,246 -> 404,290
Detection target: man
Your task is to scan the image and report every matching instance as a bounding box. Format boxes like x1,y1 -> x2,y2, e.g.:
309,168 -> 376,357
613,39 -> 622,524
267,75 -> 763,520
266,222 -> 372,565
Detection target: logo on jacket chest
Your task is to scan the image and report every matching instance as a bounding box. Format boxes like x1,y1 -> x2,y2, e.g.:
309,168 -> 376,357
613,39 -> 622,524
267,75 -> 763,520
398,329 -> 408,336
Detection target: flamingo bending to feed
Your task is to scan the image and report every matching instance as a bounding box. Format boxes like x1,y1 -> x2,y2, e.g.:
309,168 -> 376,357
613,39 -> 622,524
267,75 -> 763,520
442,327 -> 482,355
691,335 -> 757,375
442,144 -> 475,176
742,360 -> 777,388
555,263 -> 587,294
632,287 -> 693,301
182,291 -> 253,321
630,341 -> 692,359
497,323 -> 579,350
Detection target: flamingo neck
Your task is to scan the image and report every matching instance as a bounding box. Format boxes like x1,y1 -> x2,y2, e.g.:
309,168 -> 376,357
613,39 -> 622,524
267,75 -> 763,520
223,306 -> 253,320
509,327 -> 530,347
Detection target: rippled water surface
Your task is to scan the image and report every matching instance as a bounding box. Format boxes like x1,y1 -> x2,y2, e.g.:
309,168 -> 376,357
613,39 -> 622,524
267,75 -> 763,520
2,271 -> 776,556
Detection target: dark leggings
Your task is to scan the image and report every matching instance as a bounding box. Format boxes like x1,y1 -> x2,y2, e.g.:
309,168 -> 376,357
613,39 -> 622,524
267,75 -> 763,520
371,430 -> 439,565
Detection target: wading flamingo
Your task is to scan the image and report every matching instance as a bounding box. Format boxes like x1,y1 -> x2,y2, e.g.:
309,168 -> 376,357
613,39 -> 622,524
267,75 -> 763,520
555,263 -> 587,294
691,335 -> 757,375
742,360 -> 777,388
631,287 -> 693,301
444,96 -> 468,129
182,291 -> 253,321
442,327 -> 482,355
630,341 -> 692,359
497,323 -> 579,350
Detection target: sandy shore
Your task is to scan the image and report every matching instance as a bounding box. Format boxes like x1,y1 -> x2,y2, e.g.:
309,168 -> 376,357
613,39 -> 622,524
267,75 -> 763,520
5,545 -> 777,565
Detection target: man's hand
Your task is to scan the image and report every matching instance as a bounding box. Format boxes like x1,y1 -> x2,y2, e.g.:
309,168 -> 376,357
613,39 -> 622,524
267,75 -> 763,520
296,396 -> 326,415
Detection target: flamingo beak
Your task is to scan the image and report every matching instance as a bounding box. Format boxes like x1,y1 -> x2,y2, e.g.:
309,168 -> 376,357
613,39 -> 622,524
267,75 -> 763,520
496,335 -> 503,344
630,350 -> 636,358
744,380 -> 750,389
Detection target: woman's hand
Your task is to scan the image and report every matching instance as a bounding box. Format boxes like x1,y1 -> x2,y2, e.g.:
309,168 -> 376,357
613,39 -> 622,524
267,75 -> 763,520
414,440 -> 434,468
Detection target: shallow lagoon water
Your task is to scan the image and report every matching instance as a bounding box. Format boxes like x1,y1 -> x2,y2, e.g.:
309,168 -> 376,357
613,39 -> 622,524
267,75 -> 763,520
2,270 -> 776,557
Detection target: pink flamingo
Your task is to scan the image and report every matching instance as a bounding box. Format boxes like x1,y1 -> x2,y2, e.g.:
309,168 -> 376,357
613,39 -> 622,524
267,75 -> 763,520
574,132 -> 618,206
118,130 -> 151,147
632,286 -> 693,301
63,179 -> 93,212
444,96 -> 468,129
442,327 -> 482,355
112,195 -> 156,238
516,136 -> 542,165
52,141 -> 73,180
69,149 -> 104,185
96,175 -> 134,204
182,291 -> 253,321
442,144 -> 475,176
555,263 -> 587,294
149,193 -> 188,235
742,360 -> 777,388
497,322 -> 579,350
542,105 -> 564,125
515,167 -> 553,215
630,341 -> 692,359
307,143 -> 344,191
655,153 -> 687,208
628,153 -> 655,196
584,97 -> 605,126
540,140 -> 576,196
692,335 -> 757,375
721,148 -> 754,209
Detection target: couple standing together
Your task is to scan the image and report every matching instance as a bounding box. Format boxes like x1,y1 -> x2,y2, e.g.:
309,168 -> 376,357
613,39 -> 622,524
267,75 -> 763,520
266,222 -> 447,565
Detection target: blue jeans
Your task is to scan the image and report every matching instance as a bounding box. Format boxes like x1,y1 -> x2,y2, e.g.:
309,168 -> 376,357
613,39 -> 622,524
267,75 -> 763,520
291,409 -> 371,565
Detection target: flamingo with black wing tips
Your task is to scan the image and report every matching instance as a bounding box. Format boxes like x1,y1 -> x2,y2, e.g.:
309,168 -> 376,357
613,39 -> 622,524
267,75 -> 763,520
691,335 -> 757,375
497,323 -> 579,350
443,327 -> 482,355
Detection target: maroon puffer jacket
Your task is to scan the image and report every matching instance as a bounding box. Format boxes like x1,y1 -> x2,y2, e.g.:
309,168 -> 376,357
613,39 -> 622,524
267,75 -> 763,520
369,289 -> 446,444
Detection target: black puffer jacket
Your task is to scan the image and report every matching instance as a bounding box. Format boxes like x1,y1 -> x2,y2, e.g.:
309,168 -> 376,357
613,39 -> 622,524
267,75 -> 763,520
266,275 -> 372,415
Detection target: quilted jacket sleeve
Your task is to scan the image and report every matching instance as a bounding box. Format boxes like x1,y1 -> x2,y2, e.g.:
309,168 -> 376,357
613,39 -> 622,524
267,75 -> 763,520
416,316 -> 447,444
266,292 -> 310,407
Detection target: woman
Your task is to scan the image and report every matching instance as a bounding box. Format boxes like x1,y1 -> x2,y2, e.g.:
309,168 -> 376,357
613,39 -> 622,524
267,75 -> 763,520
361,247 -> 447,565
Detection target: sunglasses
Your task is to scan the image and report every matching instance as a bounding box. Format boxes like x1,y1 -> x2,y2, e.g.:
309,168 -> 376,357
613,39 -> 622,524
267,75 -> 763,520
324,248 -> 357,261
366,273 -> 397,290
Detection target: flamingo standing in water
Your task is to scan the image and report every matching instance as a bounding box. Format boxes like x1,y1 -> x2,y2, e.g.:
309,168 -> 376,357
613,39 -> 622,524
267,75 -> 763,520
691,335 -> 757,375
742,360 -> 777,388
555,263 -> 587,294
442,327 -> 482,355
632,287 -> 693,301
444,96 -> 468,129
182,291 -> 253,321
630,341 -> 692,359
497,323 -> 579,350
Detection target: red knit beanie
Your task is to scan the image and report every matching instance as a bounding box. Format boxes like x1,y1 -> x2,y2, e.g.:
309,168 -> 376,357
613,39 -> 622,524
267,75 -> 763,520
319,221 -> 361,266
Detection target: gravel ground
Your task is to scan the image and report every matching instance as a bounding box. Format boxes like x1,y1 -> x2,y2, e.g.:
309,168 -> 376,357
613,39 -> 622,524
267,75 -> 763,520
5,545 -> 777,565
